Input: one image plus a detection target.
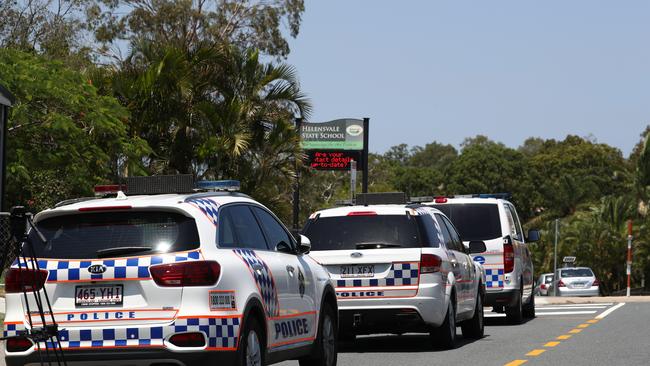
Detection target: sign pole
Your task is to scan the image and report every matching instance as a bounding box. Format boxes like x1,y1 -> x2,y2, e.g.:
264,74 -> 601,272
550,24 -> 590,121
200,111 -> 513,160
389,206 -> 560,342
362,118 -> 370,193
293,118 -> 303,231
350,160 -> 357,203
553,218 -> 559,296
627,220 -> 633,297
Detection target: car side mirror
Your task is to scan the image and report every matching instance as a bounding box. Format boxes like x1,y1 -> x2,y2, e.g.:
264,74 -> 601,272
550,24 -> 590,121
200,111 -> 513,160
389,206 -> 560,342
275,241 -> 294,254
298,234 -> 311,254
468,241 -> 487,254
526,229 -> 541,243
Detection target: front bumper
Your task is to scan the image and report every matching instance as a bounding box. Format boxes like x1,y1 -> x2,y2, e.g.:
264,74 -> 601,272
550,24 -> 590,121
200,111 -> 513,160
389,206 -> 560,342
558,286 -> 600,297
6,348 -> 238,366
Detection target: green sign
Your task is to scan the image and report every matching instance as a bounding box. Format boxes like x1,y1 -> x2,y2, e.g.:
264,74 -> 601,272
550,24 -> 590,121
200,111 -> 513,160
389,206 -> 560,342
300,119 -> 364,150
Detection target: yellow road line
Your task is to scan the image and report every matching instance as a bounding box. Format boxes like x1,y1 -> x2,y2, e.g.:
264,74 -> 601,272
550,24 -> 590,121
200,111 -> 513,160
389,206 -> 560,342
587,319 -> 599,324
526,349 -> 546,356
568,329 -> 582,334
557,335 -> 572,340
504,360 -> 528,366
577,323 -> 590,328
544,341 -> 561,347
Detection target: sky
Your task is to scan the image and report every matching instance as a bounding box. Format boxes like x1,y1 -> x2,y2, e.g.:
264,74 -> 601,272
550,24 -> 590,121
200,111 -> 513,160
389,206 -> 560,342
286,1 -> 650,156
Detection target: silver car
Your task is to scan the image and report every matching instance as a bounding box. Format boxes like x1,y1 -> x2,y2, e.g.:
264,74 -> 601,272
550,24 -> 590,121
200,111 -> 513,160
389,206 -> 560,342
535,273 -> 553,296
551,267 -> 600,297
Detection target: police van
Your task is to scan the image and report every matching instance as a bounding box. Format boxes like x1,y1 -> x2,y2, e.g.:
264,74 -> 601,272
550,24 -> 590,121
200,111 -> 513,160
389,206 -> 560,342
427,195 -> 540,324
3,177 -> 338,366
302,194 -> 485,349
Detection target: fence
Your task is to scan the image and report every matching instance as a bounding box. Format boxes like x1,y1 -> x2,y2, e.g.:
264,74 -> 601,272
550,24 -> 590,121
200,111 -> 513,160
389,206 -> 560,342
0,213 -> 20,273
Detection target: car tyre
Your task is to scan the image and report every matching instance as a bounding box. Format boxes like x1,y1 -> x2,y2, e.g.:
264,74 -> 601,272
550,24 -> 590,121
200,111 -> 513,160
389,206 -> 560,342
461,290 -> 484,339
522,291 -> 536,319
506,286 -> 523,325
238,316 -> 265,366
299,303 -> 338,366
431,301 -> 456,349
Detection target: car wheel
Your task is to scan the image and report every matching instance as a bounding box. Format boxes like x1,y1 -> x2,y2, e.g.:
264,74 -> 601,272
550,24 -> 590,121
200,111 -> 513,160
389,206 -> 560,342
238,316 -> 265,366
506,285 -> 523,325
431,301 -> 456,349
523,291 -> 536,319
299,304 -> 338,366
461,290 -> 484,339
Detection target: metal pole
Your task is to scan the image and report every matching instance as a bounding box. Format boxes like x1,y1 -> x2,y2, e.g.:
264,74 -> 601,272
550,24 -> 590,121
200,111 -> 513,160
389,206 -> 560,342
350,160 -> 357,203
292,118 -> 303,231
627,220 -> 633,297
0,105 -> 7,211
362,118 -> 369,193
553,219 -> 559,296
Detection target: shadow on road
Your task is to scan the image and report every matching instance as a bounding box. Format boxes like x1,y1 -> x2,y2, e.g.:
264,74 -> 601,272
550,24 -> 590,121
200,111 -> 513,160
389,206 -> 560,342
338,333 -> 481,353
484,316 -> 535,327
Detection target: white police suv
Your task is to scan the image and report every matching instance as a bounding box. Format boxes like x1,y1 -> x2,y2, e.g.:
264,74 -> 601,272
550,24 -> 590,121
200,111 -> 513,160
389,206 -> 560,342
302,194 -> 485,349
428,195 -> 540,324
3,177 -> 338,366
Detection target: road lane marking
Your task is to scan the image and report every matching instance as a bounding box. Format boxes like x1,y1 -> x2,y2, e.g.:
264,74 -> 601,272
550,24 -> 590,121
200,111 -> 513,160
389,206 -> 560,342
557,335 -> 571,340
536,311 -> 597,316
568,329 -> 582,334
595,302 -> 625,319
504,360 -> 527,366
526,349 -> 546,356
577,323 -> 590,328
544,341 -> 561,347
535,306 -> 607,310
587,319 -> 599,323
545,303 -> 613,307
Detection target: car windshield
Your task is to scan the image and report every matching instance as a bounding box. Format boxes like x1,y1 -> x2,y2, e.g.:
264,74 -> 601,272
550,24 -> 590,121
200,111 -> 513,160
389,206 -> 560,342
26,211 -> 200,259
560,268 -> 594,278
432,203 -> 502,241
302,214 -> 426,250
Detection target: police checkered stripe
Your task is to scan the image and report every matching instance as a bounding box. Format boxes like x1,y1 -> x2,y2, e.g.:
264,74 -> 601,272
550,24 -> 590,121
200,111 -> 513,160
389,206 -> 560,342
336,262 -> 420,288
485,268 -> 504,288
233,249 -> 280,317
186,198 -> 220,226
6,317 -> 240,350
13,251 -> 201,282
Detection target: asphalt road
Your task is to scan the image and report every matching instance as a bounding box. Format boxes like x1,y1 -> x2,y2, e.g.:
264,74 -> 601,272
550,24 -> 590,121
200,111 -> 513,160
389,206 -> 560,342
1,300 -> 648,365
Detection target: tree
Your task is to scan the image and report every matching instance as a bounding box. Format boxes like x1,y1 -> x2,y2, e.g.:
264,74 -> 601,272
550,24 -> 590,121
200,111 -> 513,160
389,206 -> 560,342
88,0 -> 305,58
0,48 -> 150,210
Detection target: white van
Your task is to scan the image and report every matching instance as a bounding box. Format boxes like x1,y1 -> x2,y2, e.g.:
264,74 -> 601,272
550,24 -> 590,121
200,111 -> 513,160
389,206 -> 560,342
427,195 -> 540,324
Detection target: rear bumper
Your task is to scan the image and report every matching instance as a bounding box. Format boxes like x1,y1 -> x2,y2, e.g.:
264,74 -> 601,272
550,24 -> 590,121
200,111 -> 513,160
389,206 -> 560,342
339,308 -> 428,335
5,348 -> 238,366
558,286 -> 600,297
485,289 -> 518,307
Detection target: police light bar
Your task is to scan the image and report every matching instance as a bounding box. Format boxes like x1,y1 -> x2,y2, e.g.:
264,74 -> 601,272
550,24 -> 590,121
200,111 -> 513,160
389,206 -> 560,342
356,192 -> 407,206
196,180 -> 241,192
94,185 -> 126,196
409,196 -> 434,204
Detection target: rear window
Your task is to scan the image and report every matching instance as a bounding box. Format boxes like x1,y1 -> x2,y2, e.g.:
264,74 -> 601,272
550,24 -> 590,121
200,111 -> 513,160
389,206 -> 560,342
26,211 -> 200,259
302,214 -> 436,251
560,268 -> 594,278
431,203 -> 502,241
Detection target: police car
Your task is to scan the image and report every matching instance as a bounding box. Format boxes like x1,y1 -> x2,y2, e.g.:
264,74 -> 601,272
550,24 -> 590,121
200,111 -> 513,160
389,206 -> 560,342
427,195 -> 540,324
302,194 -> 485,349
3,177 -> 338,366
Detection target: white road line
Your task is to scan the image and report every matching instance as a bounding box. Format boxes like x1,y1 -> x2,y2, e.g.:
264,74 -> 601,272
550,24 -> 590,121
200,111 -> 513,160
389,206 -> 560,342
544,303 -> 613,307
536,311 -> 598,316
595,302 -> 625,319
535,306 -> 607,310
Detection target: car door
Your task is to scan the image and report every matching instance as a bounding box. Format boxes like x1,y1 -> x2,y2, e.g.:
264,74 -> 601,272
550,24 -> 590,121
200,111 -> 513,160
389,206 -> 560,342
505,203 -> 533,298
435,214 -> 472,315
438,214 -> 474,315
218,204 -> 290,349
250,206 -> 318,349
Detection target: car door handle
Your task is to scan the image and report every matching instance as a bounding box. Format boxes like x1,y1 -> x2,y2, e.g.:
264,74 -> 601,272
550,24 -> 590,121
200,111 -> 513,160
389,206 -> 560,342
286,265 -> 295,277
252,263 -> 264,272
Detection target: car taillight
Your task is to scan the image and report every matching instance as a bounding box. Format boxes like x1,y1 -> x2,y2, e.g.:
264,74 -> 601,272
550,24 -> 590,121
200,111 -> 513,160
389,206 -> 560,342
592,278 -> 600,286
150,261 -> 220,287
540,284 -> 547,290
503,237 -> 514,273
169,332 -> 206,347
421,254 -> 442,273
558,280 -> 566,287
6,337 -> 34,352
5,268 -> 49,293
347,211 -> 377,216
